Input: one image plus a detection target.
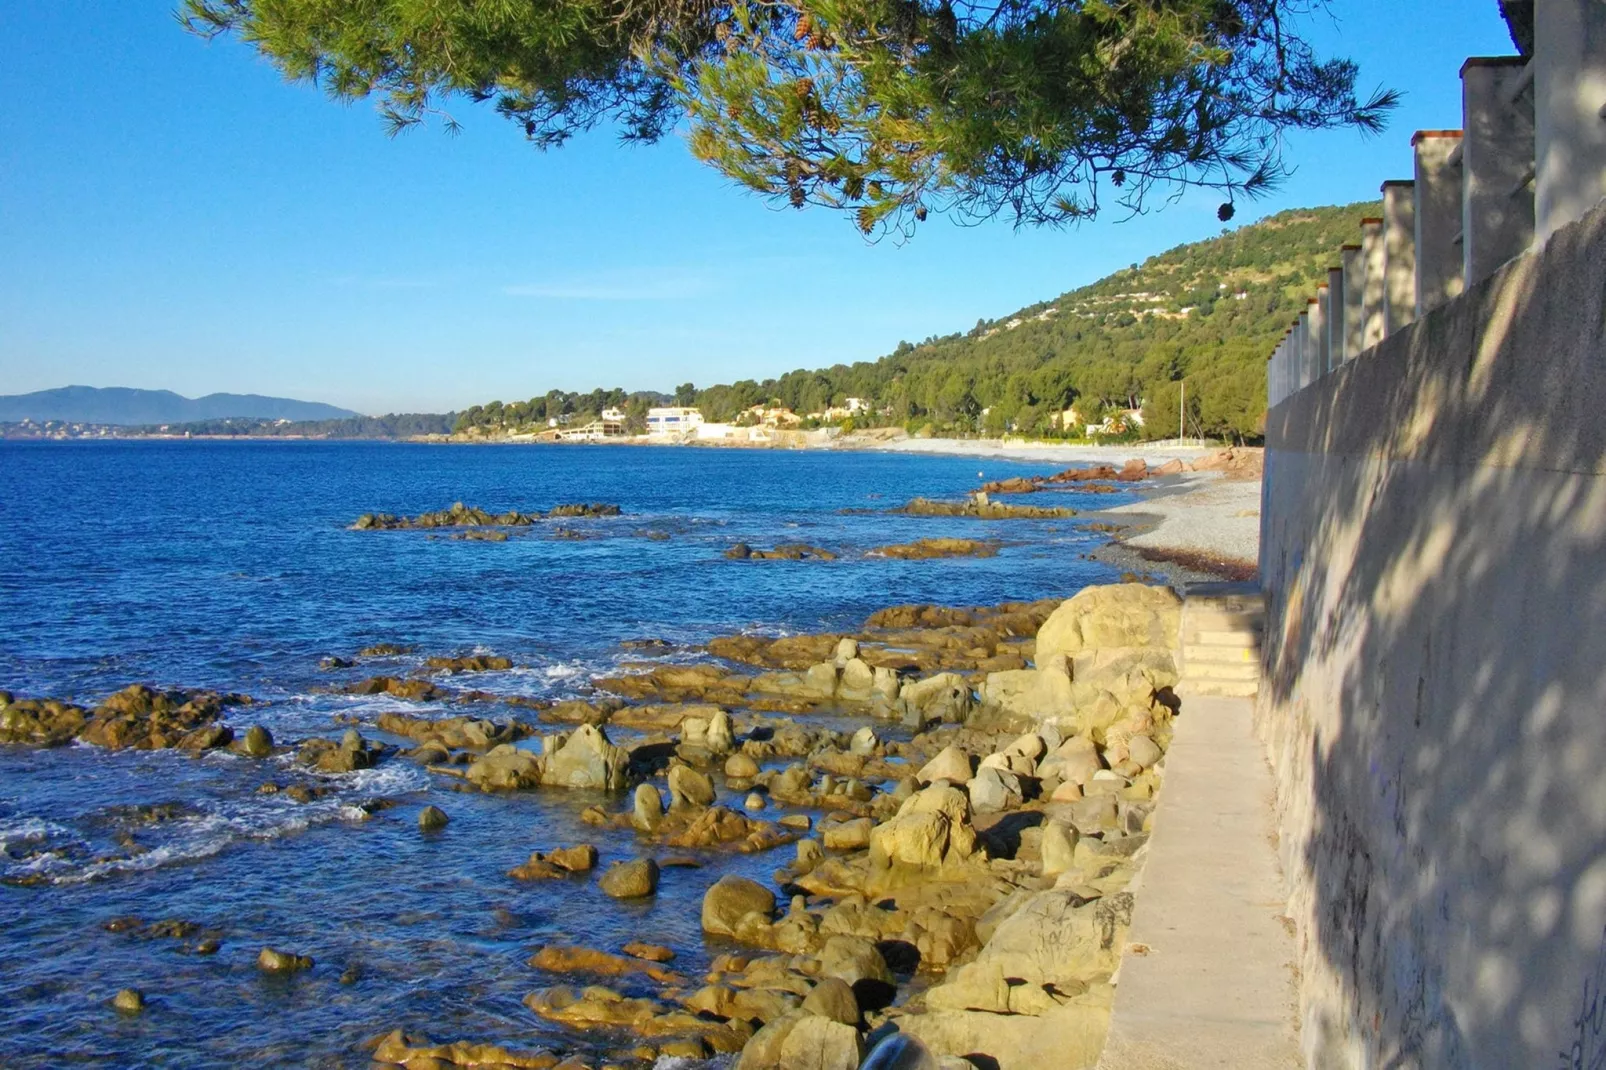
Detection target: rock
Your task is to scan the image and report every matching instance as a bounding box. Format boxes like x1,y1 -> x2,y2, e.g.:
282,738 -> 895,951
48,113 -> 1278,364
967,767 -> 1023,814
802,977 -> 860,1026
779,813 -> 812,830
805,662 -> 840,697
599,858 -> 659,899
820,817 -> 873,851
706,708 -> 736,754
1065,793 -> 1119,833
848,726 -> 879,756
633,783 -> 664,831
417,805 -> 449,831
793,838 -> 824,873
1127,734 -> 1162,770
1034,583 -> 1180,665
868,537 -> 999,560
776,1014 -> 864,1070
1002,733 -> 1046,762
1048,736 -> 1104,787
701,875 -> 776,937
898,672 -> 974,727
1049,781 -> 1083,803
527,944 -> 679,984
818,934 -> 893,988
242,725 -> 273,758
834,638 -> 860,663
113,988 -> 145,1013
744,792 -> 766,811
1041,822 -> 1079,877
465,745 -> 544,791
257,947 -> 313,972
624,941 -> 675,962
424,654 -> 514,673
868,784 -> 980,876
549,845 -> 597,871
725,753 -> 761,778
871,667 -> 902,701
917,745 -> 974,786
668,764 -> 717,809
542,724 -> 629,790
837,658 -> 876,702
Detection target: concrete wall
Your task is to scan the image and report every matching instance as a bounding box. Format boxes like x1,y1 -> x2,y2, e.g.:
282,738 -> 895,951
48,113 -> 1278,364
1258,197 -> 1606,1068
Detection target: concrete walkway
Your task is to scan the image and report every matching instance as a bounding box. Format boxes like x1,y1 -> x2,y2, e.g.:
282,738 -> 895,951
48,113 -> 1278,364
1095,695 -> 1302,1069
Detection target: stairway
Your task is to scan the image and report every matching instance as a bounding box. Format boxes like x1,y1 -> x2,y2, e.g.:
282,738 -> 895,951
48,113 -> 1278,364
1177,582 -> 1264,698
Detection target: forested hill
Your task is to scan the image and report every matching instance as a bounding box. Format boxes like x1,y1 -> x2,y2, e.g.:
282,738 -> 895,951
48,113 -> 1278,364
454,200 -> 1377,441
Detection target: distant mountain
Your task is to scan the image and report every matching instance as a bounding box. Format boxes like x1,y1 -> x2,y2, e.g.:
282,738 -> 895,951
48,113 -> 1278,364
0,386 -> 361,425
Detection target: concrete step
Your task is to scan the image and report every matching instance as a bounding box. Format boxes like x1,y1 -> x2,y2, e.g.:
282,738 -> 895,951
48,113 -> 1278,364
1180,661 -> 1260,682
1184,643 -> 1260,664
1182,609 -> 1265,632
1176,678 -> 1261,698
1183,628 -> 1262,648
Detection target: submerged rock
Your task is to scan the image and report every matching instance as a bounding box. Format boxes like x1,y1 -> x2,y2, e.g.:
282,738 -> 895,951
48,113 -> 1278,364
417,805 -> 449,831
112,988 -> 145,1013
867,538 -> 1000,560
702,875 -> 776,937
600,858 -> 660,899
257,947 -> 313,973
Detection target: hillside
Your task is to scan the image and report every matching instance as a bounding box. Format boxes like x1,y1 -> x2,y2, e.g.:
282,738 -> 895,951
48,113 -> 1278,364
453,200 -> 1378,441
0,386 -> 360,425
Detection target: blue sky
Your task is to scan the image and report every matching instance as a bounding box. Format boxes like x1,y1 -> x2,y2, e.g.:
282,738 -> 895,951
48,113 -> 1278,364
0,2 -> 1513,414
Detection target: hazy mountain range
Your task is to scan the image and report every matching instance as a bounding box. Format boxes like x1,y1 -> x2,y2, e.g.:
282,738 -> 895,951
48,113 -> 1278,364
0,386 -> 360,425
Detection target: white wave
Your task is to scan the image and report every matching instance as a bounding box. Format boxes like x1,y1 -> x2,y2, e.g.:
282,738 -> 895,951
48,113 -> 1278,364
0,816 -> 72,849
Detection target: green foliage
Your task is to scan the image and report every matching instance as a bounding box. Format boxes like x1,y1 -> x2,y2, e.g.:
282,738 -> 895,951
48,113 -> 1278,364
144,413 -> 455,438
183,0 -> 1393,234
452,200 -> 1376,443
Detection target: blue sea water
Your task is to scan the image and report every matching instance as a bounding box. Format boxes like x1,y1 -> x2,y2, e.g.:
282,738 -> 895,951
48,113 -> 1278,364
0,441 -> 1139,1067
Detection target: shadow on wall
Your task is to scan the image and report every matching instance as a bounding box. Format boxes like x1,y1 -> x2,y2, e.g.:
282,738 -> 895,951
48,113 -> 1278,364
1258,199 -> 1606,1068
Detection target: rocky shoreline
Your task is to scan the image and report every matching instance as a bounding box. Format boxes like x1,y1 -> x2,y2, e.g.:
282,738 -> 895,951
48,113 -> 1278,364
0,582 -> 1186,1069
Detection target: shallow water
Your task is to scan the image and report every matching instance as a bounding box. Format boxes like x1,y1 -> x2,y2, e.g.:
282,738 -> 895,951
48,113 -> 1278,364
0,441 -> 1139,1067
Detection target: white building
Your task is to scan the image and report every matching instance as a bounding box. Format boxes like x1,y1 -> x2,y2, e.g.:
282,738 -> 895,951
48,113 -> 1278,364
646,407 -> 704,437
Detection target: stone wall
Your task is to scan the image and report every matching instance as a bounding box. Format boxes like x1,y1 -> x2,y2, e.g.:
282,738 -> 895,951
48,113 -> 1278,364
1258,197 -> 1606,1067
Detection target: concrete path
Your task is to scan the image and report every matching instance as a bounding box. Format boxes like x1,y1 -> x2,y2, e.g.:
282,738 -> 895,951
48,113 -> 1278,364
1095,695 -> 1302,1069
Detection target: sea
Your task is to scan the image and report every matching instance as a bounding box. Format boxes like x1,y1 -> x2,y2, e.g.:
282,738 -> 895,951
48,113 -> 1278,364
0,440 -> 1141,1068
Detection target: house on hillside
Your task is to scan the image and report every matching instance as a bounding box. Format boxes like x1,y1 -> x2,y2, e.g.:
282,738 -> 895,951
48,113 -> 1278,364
646,407 -> 704,437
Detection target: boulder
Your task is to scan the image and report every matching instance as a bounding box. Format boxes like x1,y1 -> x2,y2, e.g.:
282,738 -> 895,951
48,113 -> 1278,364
917,745 -> 973,786
838,658 -> 877,700
802,976 -> 860,1026
1126,734 -> 1162,770
818,934 -> 893,988
701,875 -> 776,937
633,783 -> 664,831
542,724 -> 629,790
848,726 -> 879,757
776,1015 -> 864,1070
257,947 -> 313,972
466,745 -> 544,791
706,708 -> 736,754
599,858 -> 659,899
669,764 -> 717,809
898,673 -> 974,726
242,725 -> 273,758
967,767 -> 1023,814
417,805 -> 449,831
867,785 -> 979,877
113,988 -> 145,1013
820,817 -> 873,851
724,753 -> 761,778
1034,584 -> 1180,660
1040,822 -> 1078,877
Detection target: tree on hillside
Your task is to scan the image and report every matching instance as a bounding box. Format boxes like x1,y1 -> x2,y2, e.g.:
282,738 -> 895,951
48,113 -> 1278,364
184,0 -> 1394,235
